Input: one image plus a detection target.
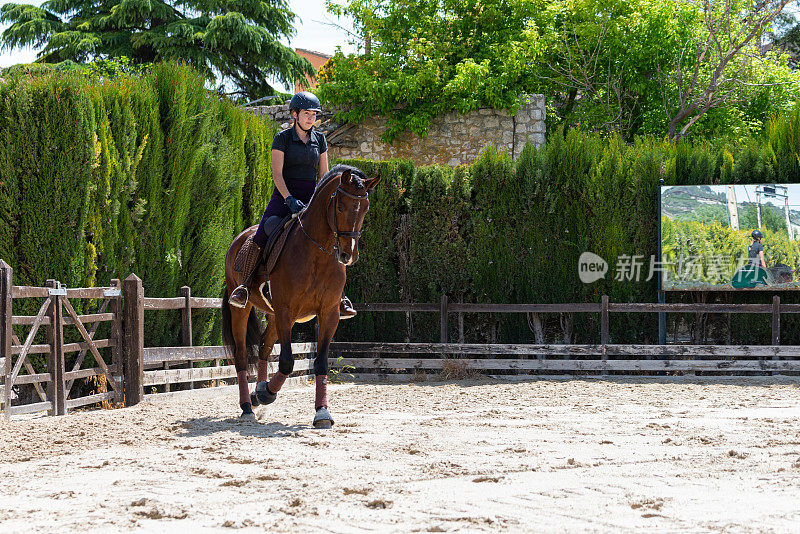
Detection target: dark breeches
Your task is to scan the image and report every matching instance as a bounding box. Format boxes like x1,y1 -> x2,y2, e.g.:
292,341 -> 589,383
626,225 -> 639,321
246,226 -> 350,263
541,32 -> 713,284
253,179 -> 315,248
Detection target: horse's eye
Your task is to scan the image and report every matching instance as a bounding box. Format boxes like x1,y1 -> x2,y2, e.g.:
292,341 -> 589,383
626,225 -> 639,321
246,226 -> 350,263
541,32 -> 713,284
337,205 -> 343,213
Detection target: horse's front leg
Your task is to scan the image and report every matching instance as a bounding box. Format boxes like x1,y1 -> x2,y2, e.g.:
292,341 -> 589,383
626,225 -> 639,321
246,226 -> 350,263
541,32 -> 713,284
312,306 -> 341,429
255,308 -> 294,405
250,317 -> 277,408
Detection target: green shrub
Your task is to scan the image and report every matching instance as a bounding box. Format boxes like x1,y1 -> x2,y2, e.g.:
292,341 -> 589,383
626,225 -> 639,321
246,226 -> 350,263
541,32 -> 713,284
0,63 -> 277,350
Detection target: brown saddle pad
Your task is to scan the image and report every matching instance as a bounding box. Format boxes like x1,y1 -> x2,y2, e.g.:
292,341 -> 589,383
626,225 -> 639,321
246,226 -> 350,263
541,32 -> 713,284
262,215 -> 298,277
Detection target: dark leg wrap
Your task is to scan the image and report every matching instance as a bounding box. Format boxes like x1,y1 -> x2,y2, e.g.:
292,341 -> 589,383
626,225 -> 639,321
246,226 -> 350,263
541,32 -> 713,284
257,359 -> 270,382
315,375 -> 328,410
268,371 -> 288,395
236,370 -> 250,406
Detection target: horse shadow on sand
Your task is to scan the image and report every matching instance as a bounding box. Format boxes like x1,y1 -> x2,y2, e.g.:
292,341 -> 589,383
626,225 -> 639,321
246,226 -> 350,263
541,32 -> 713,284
173,416 -> 306,439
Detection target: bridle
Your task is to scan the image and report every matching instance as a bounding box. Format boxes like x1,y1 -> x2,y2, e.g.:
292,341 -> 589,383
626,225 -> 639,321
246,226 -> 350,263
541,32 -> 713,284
298,180 -> 369,259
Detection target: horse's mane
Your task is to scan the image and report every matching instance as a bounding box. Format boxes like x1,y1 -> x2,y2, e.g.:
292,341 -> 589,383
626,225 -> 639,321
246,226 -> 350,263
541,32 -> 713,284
307,164 -> 367,207
317,164 -> 367,192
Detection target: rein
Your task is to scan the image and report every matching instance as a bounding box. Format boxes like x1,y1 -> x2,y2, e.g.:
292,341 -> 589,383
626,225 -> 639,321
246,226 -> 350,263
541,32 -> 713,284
298,183 -> 369,258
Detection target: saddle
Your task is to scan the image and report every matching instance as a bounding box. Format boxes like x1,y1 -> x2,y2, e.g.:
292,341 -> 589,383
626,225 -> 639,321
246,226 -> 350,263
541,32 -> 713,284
258,214 -> 298,308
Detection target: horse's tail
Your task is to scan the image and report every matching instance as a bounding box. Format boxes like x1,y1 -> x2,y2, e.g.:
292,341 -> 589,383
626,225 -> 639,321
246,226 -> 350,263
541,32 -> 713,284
221,288 -> 262,365
221,288 -> 235,358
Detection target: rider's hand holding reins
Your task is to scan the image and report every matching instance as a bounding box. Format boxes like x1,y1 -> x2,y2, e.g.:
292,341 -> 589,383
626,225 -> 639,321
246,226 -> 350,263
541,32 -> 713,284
285,195 -> 305,214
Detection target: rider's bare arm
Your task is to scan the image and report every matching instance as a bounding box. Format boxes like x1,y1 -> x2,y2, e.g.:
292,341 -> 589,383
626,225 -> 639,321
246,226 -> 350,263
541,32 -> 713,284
318,151 -> 329,180
272,149 -> 290,199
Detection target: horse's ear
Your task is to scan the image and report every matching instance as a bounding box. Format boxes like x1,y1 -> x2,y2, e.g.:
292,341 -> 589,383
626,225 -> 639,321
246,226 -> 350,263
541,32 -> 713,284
340,169 -> 351,185
365,175 -> 381,192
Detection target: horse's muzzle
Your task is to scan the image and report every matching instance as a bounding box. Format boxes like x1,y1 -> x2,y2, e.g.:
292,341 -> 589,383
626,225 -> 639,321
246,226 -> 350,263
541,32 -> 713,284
338,249 -> 360,265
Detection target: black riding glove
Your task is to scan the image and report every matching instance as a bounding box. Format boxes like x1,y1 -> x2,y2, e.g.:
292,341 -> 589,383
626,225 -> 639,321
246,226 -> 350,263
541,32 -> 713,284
285,195 -> 305,214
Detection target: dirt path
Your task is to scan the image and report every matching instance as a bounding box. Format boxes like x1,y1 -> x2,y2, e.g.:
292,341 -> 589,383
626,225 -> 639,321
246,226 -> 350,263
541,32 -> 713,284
1,377 -> 799,533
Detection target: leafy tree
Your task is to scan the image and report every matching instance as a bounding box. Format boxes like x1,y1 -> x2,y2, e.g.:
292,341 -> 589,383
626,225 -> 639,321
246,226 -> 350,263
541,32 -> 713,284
529,0 -> 799,140
662,0 -> 797,140
739,204 -> 788,235
320,0 -> 799,141
0,0 -> 312,98
318,0 -> 540,141
528,0 -> 699,138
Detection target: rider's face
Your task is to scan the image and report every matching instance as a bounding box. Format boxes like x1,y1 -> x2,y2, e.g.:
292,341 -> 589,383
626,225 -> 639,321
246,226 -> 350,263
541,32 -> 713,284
295,109 -> 317,130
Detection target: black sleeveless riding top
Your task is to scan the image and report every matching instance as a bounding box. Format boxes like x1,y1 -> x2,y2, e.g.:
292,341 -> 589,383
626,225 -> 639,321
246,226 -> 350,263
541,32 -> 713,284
271,127 -> 327,181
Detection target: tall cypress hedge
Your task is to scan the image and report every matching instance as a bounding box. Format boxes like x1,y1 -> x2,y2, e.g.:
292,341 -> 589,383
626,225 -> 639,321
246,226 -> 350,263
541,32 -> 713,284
0,64 -> 276,347
338,110 -> 800,346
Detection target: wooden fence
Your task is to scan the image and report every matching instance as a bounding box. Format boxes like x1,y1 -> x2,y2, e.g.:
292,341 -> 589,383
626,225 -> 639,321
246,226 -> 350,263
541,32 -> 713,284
3,262 -> 800,417
329,296 -> 800,378
122,274 -> 315,405
0,265 -> 314,418
1,260 -> 123,417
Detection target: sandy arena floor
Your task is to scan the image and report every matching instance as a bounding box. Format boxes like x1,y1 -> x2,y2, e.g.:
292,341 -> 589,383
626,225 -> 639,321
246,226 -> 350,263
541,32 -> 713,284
1,377 -> 800,533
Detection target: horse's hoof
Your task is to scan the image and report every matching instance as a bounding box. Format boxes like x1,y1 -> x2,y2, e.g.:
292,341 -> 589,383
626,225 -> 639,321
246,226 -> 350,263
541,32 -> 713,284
255,381 -> 277,405
250,392 -> 259,407
313,407 -> 334,428
240,402 -> 256,420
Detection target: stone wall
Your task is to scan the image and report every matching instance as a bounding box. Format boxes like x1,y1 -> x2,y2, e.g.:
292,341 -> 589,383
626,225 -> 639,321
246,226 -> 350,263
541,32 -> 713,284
246,94 -> 545,166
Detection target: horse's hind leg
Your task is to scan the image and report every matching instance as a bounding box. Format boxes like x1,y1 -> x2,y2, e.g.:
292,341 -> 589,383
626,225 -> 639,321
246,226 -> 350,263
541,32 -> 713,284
231,305 -> 256,419
251,318 -> 277,407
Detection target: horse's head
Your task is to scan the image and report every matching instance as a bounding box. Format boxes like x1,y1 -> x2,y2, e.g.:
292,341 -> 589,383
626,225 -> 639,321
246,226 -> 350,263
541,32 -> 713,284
329,167 -> 380,265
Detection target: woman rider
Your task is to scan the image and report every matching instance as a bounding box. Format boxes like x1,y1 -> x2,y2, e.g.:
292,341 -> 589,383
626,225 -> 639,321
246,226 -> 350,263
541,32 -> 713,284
229,91 -> 356,318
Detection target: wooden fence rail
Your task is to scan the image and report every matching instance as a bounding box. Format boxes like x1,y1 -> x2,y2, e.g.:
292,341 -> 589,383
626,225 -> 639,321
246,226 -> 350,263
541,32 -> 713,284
4,262 -> 800,418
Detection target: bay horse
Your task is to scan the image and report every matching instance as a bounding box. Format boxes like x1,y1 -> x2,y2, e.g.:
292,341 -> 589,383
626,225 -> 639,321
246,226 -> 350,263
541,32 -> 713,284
221,165 -> 379,427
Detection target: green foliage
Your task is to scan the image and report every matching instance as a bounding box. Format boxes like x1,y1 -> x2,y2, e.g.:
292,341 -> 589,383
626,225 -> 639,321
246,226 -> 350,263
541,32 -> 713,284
739,205 -> 787,234
0,0 -> 311,99
318,0 -> 538,141
13,71 -> 800,356
320,0 -> 799,141
0,63 -> 277,349
662,217 -> 800,286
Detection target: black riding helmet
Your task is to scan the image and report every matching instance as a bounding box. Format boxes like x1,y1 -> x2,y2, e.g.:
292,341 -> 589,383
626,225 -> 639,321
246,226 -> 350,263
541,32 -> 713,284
752,230 -> 763,239
289,91 -> 321,112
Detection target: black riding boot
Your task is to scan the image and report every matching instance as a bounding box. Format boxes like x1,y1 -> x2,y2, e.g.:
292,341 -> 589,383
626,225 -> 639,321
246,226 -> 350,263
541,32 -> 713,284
230,237 -> 262,308
339,295 -> 356,319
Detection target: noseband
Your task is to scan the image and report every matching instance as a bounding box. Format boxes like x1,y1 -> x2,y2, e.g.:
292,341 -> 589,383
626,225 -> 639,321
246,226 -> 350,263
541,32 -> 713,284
298,183 -> 369,258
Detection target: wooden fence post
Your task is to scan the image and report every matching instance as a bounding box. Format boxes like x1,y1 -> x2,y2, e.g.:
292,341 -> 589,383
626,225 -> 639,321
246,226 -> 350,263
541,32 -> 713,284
108,279 -> 122,403
600,295 -> 610,345
440,294 -> 448,344
601,295 -> 609,376
1,260 -> 12,419
772,295 -> 780,375
45,280 -> 66,416
181,286 -> 193,390
123,274 -> 144,406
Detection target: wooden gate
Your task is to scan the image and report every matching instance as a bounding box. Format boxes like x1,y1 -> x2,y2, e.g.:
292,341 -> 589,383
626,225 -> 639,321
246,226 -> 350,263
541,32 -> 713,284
1,261 -> 122,417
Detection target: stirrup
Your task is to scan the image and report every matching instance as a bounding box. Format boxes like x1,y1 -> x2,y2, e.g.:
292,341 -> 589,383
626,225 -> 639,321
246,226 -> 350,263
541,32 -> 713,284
229,285 -> 250,309
339,296 -> 356,319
